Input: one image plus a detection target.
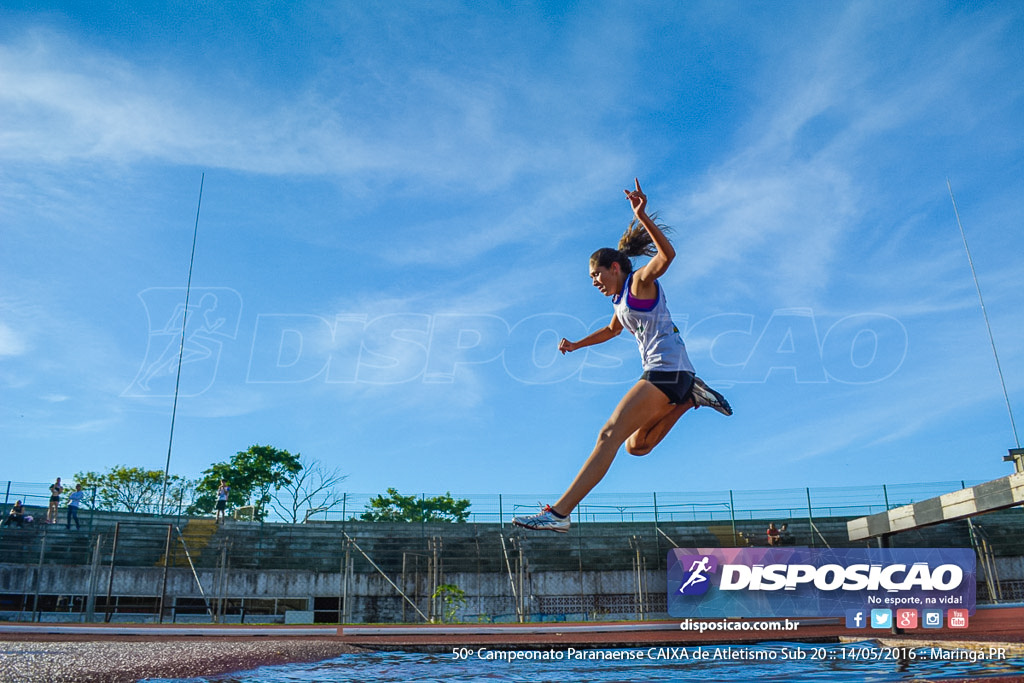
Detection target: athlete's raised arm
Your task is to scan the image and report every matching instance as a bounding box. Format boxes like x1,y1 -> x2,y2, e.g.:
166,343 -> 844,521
624,178 -> 675,287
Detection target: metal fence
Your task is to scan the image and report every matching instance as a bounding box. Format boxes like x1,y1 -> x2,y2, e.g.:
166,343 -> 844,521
0,478 -> 986,527
3,478 -> 1023,624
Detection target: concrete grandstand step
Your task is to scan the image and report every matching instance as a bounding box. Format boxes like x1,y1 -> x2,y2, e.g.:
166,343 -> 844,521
159,518 -> 220,567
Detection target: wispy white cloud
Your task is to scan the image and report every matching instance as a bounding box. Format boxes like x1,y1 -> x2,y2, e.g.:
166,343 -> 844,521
0,321 -> 28,356
659,2 -> 1022,315
1,2 -> 1021,494
0,26 -> 630,188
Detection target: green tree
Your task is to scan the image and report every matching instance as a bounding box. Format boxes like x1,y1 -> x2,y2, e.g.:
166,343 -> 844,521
187,444 -> 302,520
360,488 -> 471,523
431,583 -> 466,623
75,466 -> 191,514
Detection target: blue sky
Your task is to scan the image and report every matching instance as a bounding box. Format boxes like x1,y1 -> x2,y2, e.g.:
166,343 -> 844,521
2,1 -> 1022,505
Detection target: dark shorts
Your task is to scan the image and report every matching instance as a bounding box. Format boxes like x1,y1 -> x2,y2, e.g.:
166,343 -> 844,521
641,370 -> 695,405
216,500 -> 227,511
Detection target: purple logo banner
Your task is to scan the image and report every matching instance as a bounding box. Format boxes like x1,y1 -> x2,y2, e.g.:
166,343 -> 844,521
667,548 -> 976,618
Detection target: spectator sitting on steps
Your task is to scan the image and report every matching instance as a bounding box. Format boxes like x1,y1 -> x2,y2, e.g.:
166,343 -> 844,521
2,500 -> 25,528
767,522 -> 781,546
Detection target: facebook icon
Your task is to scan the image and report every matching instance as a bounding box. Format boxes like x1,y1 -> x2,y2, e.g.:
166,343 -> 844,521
845,610 -> 866,629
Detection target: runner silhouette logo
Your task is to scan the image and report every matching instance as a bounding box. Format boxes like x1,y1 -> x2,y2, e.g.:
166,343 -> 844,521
678,555 -> 718,596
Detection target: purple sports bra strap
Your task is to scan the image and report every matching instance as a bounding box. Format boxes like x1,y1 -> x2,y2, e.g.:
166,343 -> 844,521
624,273 -> 658,311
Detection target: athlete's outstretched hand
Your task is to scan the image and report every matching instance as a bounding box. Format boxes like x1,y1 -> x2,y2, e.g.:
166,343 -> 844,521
624,178 -> 647,216
559,338 -> 578,354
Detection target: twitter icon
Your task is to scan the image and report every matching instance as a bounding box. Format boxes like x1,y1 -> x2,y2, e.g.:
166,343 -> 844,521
871,609 -> 893,629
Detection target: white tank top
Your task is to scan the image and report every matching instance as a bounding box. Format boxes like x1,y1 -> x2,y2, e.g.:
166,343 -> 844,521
613,272 -> 695,373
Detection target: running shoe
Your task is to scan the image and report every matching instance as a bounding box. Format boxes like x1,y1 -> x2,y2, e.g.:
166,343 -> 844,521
512,505 -> 570,533
691,377 -> 733,416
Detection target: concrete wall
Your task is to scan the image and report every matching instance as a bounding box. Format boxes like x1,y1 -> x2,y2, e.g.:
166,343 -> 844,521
0,563 -> 658,624
2,506 -> 1021,624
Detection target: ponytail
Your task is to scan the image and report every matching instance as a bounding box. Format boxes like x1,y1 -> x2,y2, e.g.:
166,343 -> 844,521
590,213 -> 671,274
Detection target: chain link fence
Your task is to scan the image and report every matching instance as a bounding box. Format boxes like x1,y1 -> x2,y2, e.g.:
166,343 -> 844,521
0,478 -> 990,527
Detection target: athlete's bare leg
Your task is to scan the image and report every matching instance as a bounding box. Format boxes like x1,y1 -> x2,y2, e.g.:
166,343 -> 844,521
552,380 -> 674,516
625,399 -> 694,456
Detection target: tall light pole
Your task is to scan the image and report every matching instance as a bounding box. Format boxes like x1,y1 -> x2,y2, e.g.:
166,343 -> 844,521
160,174 -> 205,515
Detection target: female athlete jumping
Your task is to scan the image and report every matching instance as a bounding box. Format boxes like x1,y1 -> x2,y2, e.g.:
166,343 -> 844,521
513,179 -> 732,533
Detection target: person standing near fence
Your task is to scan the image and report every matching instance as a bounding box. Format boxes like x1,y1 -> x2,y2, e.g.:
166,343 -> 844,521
66,484 -> 85,530
215,480 -> 230,523
47,477 -> 64,524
